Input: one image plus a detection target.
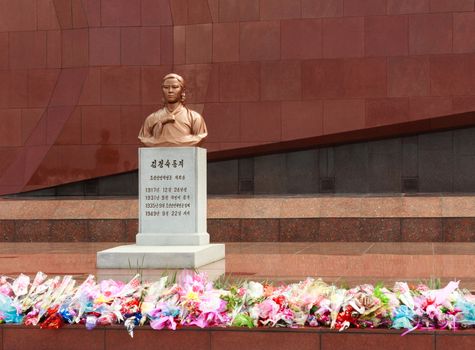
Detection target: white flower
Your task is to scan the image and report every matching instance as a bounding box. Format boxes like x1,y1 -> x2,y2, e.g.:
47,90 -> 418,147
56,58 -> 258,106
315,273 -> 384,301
246,281 -> 264,299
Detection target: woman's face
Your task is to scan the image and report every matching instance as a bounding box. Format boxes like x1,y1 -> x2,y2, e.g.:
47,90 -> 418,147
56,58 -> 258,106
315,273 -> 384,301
162,78 -> 183,104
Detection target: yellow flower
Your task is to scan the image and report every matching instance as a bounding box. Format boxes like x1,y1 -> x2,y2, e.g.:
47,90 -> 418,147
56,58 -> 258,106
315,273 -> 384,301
95,295 -> 110,304
185,291 -> 199,301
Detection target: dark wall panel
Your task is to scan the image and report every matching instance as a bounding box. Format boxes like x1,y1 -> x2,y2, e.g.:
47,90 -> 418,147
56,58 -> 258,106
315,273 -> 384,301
11,126 -> 475,197
418,131 -> 453,192
207,160 -> 239,195
454,128 -> 475,192
368,139 -> 401,192
334,143 -> 369,193
254,154 -> 286,194
285,150 -> 319,194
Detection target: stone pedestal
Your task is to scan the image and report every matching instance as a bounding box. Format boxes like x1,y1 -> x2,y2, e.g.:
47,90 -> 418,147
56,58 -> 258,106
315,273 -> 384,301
97,147 -> 225,269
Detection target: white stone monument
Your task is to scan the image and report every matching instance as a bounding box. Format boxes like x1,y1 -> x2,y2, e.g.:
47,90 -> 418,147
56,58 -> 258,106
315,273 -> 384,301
96,147 -> 225,269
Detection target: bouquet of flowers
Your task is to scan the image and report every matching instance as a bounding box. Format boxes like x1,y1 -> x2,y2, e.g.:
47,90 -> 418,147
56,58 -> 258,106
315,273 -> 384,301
1,271 -> 475,337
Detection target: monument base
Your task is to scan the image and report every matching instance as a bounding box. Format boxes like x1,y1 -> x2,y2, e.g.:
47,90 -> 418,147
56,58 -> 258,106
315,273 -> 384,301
136,232 -> 210,246
96,243 -> 225,269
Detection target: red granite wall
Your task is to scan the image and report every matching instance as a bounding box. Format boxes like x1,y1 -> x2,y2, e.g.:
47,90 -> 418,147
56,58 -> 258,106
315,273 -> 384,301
1,326 -> 474,350
1,0 -> 475,195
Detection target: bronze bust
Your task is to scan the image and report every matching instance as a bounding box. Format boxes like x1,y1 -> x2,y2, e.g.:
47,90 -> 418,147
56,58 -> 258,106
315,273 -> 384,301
138,73 -> 208,147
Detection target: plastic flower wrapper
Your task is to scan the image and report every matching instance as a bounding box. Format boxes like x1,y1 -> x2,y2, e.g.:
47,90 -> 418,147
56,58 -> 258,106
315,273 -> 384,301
353,284 -> 395,328
144,280 -> 182,327
24,276 -> 61,326
329,287 -> 347,329
0,276 -> 14,297
335,305 -> 360,331
253,288 -> 295,327
21,273 -> 59,326
221,281 -> 263,328
456,294 -> 475,327
255,298 -> 280,326
0,293 -> 23,323
148,296 -> 181,330
119,276 -> 145,336
36,276 -> 76,329
11,274 -> 30,298
216,278 -> 256,327
189,291 -> 230,328
373,286 -> 401,328
125,315 -> 142,338
37,296 -> 78,329
68,275 -> 96,324
121,291 -> 144,337
40,276 -> 76,324
19,272 -> 48,313
308,298 -> 332,327
85,312 -> 101,330
288,278 -> 331,306
178,270 -> 213,296
407,281 -> 461,331
294,279 -> 334,327
394,282 -> 415,309
220,285 -> 250,327
277,281 -> 312,327
99,294 -> 142,336
177,271 -> 231,328
377,285 -> 400,309
177,271 -> 211,325
119,295 -> 141,318
423,281 -> 459,309
58,297 -> 76,324
50,275 -> 76,306
96,279 -> 126,303
80,274 -> 142,332
2,271 -> 475,333
392,305 -> 415,330
333,289 -> 389,331
93,297 -> 123,326
140,277 -> 169,319
23,275 -> 61,323
80,276 -> 123,330
179,291 -> 215,326
286,278 -> 333,327
9,274 -> 31,317
39,305 -> 63,329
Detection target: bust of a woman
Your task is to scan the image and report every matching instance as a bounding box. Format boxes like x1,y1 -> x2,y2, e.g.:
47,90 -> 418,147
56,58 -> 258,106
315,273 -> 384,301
138,73 -> 208,147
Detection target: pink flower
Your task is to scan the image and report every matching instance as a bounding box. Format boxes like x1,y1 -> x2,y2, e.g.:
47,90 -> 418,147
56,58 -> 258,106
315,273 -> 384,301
99,280 -> 125,298
258,299 -> 280,320
0,284 -> 12,297
150,316 -> 177,330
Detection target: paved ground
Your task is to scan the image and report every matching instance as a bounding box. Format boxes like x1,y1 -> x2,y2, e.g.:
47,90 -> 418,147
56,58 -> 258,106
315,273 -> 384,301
0,242 -> 473,290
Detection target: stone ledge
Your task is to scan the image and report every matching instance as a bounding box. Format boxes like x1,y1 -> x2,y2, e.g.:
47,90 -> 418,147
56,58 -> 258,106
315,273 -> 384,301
1,195 -> 475,220
0,324 -> 474,350
2,217 -> 475,242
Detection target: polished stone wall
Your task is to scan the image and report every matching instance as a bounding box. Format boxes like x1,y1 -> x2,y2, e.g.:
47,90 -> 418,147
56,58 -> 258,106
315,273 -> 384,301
1,325 -> 473,350
208,126 -> 475,194
3,218 -> 475,242
3,195 -> 475,242
2,0 -> 475,195
17,125 -> 475,196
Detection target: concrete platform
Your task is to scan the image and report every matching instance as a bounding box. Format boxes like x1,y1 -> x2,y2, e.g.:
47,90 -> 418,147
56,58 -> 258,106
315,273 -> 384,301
96,243 -> 225,269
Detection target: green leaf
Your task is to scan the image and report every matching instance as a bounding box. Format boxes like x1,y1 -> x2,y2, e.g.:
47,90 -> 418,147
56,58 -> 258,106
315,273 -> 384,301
232,314 -> 255,328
